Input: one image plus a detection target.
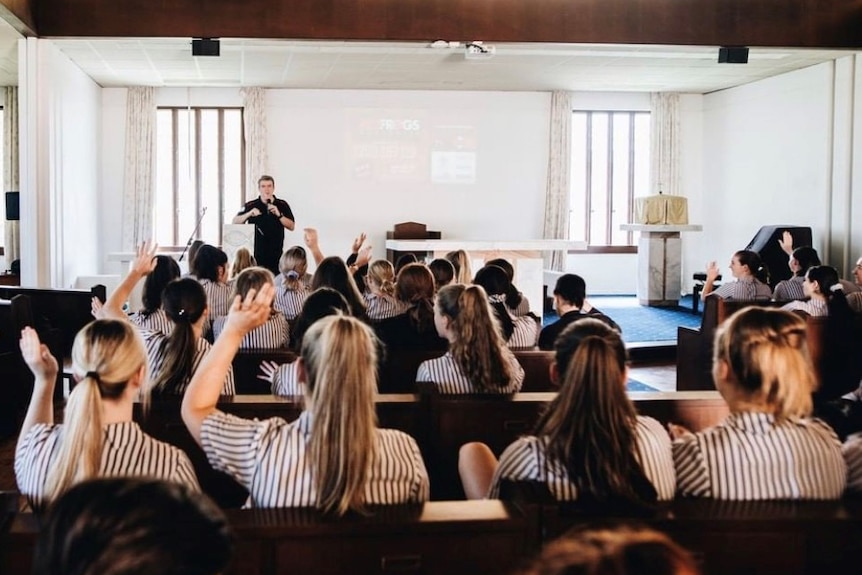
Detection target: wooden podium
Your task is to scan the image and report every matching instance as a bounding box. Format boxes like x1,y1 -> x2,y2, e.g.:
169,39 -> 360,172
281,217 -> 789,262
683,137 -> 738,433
385,222 -> 441,264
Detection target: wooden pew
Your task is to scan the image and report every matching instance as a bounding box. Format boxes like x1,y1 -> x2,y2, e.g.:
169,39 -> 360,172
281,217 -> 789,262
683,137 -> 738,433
0,500 -> 529,575
231,348 -> 297,394
504,481 -> 862,575
676,298 -> 780,391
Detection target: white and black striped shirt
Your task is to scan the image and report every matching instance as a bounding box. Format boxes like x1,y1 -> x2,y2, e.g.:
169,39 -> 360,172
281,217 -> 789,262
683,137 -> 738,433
510,294 -> 531,317
847,292 -> 862,313
488,416 -> 676,501
198,278 -> 233,318
15,421 -> 199,508
200,411 -> 430,508
781,299 -> 828,317
673,412 -> 846,500
416,350 -> 525,394
711,277 -> 773,301
142,329 -> 236,395
275,272 -> 313,291
212,312 -> 289,349
773,276 -> 805,301
363,293 -> 409,322
274,285 -> 308,321
271,360 -> 302,396
841,435 -> 862,492
130,308 -> 174,336
508,314 -> 539,348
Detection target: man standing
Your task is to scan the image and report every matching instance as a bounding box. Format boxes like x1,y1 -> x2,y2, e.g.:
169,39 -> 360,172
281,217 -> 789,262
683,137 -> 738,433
233,175 -> 295,274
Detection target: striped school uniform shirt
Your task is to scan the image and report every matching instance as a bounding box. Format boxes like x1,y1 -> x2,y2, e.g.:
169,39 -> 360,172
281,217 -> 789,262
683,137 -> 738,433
15,421 -> 199,508
841,435 -> 862,492
212,312 -> 289,350
142,329 -> 235,395
847,292 -> 862,313
488,416 -> 676,501
673,412 -> 846,500
508,314 -> 539,348
130,308 -> 173,336
274,285 -> 308,321
275,272 -> 313,290
772,276 -> 805,301
510,293 -> 531,316
272,360 -> 301,396
197,278 -> 233,317
416,349 -> 525,394
781,298 -> 828,317
711,277 -> 772,300
200,410 -> 430,508
363,292 -> 410,322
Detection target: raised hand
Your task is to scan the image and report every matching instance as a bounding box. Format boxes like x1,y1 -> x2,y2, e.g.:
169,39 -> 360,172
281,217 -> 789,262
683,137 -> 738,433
706,261 -> 720,281
91,296 -> 106,319
667,422 -> 693,440
778,230 -> 794,255
303,228 -> 319,249
351,232 -> 367,254
257,360 -> 279,383
225,284 -> 276,335
19,327 -> 59,382
356,245 -> 374,268
131,240 -> 158,276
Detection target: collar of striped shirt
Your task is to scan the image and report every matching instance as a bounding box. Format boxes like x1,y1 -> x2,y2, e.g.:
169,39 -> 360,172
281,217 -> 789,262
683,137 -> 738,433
724,411 -> 805,435
295,411 -> 313,435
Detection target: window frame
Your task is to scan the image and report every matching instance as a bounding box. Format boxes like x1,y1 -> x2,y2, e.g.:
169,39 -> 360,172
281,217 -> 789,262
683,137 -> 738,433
569,109 -> 649,253
156,106 -> 246,247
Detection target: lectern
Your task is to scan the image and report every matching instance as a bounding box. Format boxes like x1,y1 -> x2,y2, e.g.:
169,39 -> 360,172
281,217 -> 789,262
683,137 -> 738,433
385,222 -> 441,264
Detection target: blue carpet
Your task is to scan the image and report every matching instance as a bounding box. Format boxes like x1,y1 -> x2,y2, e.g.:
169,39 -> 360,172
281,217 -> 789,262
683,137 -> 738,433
626,379 -> 657,392
543,295 -> 702,344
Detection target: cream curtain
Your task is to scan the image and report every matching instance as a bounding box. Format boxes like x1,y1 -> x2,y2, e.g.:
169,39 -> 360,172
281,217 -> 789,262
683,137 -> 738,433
241,87 -> 268,200
4,86 -> 18,265
121,87 -> 156,249
542,91 -> 572,271
649,92 -> 681,196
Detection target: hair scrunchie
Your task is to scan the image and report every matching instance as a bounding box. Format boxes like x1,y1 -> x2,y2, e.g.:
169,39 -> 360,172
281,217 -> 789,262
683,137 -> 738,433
285,271 -> 300,280
85,371 -> 101,383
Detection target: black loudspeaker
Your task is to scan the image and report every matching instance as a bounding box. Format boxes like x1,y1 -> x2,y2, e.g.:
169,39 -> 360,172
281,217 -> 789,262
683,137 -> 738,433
744,225 -> 812,288
192,38 -> 220,57
5,191 -> 18,221
718,46 -> 749,64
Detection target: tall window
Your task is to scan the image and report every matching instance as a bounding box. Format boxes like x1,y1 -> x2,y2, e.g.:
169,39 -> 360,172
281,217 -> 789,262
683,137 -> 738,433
155,108 -> 245,247
569,111 -> 650,247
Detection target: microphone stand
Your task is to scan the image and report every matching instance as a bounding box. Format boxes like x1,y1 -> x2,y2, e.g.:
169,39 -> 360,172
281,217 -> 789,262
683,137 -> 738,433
179,207 -> 207,262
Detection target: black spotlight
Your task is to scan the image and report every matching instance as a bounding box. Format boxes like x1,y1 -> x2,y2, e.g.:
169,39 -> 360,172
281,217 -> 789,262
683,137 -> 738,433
718,46 -> 749,64
192,38 -> 220,57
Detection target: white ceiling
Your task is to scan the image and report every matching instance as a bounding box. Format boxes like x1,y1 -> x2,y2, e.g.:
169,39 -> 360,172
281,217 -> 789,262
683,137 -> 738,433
44,38 -> 854,94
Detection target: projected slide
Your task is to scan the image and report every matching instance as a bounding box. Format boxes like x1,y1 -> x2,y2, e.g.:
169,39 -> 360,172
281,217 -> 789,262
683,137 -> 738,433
346,109 -> 476,185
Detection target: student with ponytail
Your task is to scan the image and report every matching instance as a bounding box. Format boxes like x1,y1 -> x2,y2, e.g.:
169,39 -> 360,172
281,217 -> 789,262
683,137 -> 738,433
213,266 -> 288,349
363,259 -> 407,321
474,264 -> 538,348
274,246 -> 311,321
103,243 -> 235,396
374,263 -> 447,350
459,319 -> 675,507
130,255 -> 180,335
182,285 -> 429,511
416,284 -> 524,393
15,323 -> 198,508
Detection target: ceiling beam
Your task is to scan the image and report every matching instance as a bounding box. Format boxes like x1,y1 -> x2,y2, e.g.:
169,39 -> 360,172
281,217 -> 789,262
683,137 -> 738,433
0,0 -> 35,36
33,0 -> 862,49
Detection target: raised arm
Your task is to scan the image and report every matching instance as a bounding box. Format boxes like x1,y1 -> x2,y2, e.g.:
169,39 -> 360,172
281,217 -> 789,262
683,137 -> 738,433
303,227 -> 325,266
778,230 -> 794,257
182,284 -> 275,444
701,261 -> 720,301
17,327 -> 59,450
103,242 -> 158,320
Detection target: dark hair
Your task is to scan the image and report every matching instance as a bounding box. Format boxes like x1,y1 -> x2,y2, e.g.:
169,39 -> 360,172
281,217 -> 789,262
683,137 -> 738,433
190,245 -> 228,282
311,256 -> 367,319
539,319 -> 657,510
187,240 -> 205,270
428,258 -> 455,291
395,263 -> 436,334
141,256 -> 181,316
473,265 -> 514,341
395,253 -> 418,275
32,478 -> 233,575
734,249 -> 769,283
151,278 -> 207,396
291,287 -> 350,351
554,274 -> 587,308
515,524 -> 700,575
485,258 -> 524,310
258,174 -> 275,186
232,266 -> 275,302
792,247 -> 821,276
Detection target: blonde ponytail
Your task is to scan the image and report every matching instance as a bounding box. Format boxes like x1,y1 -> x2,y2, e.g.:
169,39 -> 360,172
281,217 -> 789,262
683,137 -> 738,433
45,320 -> 147,502
301,315 -> 378,515
368,260 -> 396,296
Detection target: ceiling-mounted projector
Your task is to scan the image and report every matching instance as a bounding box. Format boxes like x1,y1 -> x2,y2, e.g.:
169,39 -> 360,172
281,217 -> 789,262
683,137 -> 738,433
464,42 -> 496,60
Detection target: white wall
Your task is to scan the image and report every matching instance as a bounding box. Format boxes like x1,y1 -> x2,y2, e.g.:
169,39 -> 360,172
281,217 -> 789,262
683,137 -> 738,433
692,63 -> 836,280
19,39 -> 100,287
